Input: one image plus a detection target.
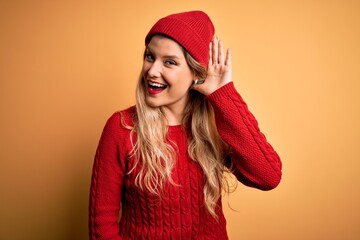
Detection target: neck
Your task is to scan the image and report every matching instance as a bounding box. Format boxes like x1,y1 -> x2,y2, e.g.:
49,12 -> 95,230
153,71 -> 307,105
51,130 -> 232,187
162,106 -> 184,126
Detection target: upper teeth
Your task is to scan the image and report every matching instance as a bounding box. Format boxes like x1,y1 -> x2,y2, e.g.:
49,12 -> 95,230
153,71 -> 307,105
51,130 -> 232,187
149,82 -> 166,87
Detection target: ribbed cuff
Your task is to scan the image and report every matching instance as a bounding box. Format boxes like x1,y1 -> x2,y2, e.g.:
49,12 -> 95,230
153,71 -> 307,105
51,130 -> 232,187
207,82 -> 239,103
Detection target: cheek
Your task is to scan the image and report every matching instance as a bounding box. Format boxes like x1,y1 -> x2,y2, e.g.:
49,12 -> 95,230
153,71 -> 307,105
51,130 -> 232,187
180,70 -> 194,86
141,62 -> 149,76
171,75 -> 193,93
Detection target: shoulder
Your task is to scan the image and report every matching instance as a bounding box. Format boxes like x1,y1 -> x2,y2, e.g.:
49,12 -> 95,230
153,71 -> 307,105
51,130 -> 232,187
119,106 -> 136,127
102,106 -> 136,138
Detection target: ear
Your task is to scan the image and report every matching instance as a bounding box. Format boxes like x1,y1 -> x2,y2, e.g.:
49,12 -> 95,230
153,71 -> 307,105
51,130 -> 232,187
192,71 -> 205,85
192,79 -> 205,85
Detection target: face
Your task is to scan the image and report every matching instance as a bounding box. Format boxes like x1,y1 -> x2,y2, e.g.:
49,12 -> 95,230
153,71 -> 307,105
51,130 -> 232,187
142,35 -> 194,114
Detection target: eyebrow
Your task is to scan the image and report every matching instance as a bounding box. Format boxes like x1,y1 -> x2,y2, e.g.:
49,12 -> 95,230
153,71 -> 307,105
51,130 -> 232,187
145,47 -> 181,59
163,55 -> 181,59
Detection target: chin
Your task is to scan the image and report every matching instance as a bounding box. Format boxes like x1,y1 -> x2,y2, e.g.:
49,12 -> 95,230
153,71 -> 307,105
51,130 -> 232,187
145,98 -> 161,108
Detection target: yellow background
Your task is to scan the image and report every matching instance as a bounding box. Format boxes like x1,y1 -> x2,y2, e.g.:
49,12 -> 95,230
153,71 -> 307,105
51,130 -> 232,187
1,0 -> 359,239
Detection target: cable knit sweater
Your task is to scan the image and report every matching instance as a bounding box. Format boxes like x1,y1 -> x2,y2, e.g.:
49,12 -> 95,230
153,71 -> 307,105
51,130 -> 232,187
89,82 -> 282,239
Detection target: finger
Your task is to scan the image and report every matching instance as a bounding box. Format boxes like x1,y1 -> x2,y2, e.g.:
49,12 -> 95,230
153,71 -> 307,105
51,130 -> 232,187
212,36 -> 218,65
218,40 -> 225,65
208,41 -> 212,66
225,48 -> 232,67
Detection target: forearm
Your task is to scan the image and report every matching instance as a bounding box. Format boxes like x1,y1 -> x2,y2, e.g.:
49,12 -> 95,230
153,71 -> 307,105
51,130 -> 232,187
89,113 -> 126,239
208,82 -> 282,190
89,157 -> 123,239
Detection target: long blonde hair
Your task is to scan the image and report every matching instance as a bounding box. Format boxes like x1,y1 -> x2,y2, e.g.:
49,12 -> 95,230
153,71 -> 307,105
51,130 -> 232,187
128,36 -> 232,219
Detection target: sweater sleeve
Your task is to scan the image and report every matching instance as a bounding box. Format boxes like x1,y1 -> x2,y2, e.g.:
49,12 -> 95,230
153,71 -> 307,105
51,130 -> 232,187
89,113 -> 126,239
207,82 -> 282,190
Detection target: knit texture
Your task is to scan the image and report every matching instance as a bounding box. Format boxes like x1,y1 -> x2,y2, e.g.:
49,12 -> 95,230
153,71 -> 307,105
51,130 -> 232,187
89,82 -> 282,239
145,11 -> 215,67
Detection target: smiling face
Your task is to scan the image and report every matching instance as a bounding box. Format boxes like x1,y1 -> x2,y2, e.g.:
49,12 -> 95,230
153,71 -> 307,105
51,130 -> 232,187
142,35 -> 195,119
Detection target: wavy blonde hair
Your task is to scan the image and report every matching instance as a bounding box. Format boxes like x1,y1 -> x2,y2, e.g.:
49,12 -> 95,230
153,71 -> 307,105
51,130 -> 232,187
127,35 -> 233,219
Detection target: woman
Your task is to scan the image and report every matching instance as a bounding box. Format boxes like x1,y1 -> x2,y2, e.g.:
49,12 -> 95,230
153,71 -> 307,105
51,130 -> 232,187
89,10 -> 282,239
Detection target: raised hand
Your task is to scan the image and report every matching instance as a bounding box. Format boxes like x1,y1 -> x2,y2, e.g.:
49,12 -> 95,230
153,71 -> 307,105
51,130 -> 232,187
192,36 -> 232,96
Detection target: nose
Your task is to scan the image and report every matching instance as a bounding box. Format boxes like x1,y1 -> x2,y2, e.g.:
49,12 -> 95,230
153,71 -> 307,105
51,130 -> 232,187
146,60 -> 162,78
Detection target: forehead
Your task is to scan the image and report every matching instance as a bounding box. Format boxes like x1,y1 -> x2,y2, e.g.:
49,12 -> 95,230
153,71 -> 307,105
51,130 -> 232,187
147,35 -> 185,58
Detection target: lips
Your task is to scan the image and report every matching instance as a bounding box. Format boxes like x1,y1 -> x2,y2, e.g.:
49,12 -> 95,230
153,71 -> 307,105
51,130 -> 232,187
148,80 -> 167,95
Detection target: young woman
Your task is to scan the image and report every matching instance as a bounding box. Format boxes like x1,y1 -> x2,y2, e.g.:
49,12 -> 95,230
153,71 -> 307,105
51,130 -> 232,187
89,10 -> 282,239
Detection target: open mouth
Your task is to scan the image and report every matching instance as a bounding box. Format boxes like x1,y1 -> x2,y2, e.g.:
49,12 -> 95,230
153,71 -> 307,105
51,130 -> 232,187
148,80 -> 167,94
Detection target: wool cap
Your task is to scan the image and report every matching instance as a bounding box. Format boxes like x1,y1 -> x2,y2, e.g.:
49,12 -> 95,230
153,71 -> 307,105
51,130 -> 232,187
145,10 -> 215,67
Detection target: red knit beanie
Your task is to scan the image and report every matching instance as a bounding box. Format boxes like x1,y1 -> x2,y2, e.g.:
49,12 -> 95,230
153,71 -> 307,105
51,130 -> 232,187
145,10 -> 215,67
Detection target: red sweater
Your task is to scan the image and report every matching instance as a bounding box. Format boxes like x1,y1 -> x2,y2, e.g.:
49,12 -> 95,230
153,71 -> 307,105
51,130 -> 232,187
89,82 -> 282,239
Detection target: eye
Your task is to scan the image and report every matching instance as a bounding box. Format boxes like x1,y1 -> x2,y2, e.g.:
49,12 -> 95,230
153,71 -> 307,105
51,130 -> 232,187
145,52 -> 154,62
165,59 -> 177,65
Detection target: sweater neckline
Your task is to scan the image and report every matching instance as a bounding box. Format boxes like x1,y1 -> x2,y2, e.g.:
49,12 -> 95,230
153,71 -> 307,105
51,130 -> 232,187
168,125 -> 185,133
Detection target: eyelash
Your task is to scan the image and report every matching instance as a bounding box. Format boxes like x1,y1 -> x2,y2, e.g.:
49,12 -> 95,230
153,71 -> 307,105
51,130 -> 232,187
145,52 -> 177,66
165,60 -> 176,65
145,53 -> 154,61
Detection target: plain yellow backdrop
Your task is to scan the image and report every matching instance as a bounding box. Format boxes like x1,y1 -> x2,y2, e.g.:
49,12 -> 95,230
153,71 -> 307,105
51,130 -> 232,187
1,0 -> 359,239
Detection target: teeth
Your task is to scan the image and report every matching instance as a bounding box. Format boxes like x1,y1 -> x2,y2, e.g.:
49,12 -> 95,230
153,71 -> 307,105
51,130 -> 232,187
149,81 -> 166,88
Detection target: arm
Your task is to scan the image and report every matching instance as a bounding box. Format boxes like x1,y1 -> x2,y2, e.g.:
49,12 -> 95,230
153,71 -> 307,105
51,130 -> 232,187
193,36 -> 281,190
89,113 -> 125,239
208,82 -> 282,190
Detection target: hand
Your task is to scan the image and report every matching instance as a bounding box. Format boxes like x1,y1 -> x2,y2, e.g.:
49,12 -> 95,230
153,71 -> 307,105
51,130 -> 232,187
192,36 -> 232,96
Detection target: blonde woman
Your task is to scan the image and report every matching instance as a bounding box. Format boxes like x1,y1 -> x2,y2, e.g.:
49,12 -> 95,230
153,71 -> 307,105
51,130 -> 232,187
89,10 -> 282,240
